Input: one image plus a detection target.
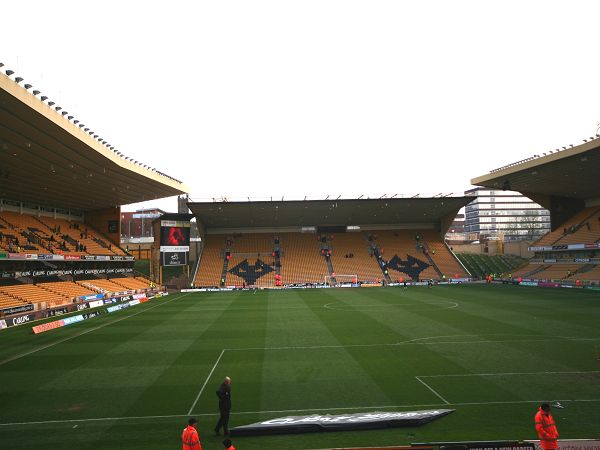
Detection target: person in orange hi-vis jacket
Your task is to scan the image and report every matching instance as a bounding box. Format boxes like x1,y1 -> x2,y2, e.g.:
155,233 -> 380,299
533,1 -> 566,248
182,417 -> 202,450
223,438 -> 235,450
535,403 -> 559,450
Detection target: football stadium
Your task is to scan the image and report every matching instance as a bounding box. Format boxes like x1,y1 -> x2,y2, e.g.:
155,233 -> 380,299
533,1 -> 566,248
3,18 -> 600,450
1,64 -> 600,450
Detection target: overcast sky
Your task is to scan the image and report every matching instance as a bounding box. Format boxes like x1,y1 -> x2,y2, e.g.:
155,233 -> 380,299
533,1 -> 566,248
3,1 -> 600,212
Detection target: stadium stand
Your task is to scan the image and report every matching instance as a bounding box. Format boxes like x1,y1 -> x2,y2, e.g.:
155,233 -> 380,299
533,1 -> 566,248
193,229 -> 469,287
531,207 -> 600,247
0,211 -> 127,256
35,214 -> 126,255
0,284 -> 64,306
0,67 -> 188,314
37,281 -> 96,299
115,276 -> 153,290
369,231 -> 439,281
0,276 -> 150,311
472,143 -> 600,285
194,235 -> 227,287
328,233 -> 382,282
531,264 -> 582,280
421,230 -> 469,278
0,290 -> 30,309
78,277 -> 151,293
279,233 -> 329,284
495,207 -> 600,282
227,254 -> 277,287
574,265 -> 600,281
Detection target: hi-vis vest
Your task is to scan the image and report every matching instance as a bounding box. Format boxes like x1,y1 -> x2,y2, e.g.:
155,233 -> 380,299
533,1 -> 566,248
182,425 -> 202,450
535,409 -> 558,449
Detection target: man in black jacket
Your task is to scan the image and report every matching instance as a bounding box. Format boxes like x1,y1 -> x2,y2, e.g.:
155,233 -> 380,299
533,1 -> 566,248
215,376 -> 232,435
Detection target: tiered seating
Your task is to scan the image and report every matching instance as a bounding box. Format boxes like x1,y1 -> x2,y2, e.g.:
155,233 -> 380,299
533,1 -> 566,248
195,231 -> 469,285
557,208 -> 600,245
36,216 -> 125,256
533,207 -> 600,247
329,233 -> 382,282
226,254 -> 277,287
532,264 -> 581,280
37,282 -> 96,299
0,211 -> 125,255
0,222 -> 23,252
574,266 -> 600,281
0,212 -> 57,253
111,277 -> 153,290
79,278 -> 129,293
373,231 -> 438,280
230,233 -> 274,253
280,233 -> 328,284
0,291 -> 30,310
513,264 -> 542,277
195,235 -> 227,287
0,284 -> 66,306
422,231 -> 469,278
226,234 -> 276,287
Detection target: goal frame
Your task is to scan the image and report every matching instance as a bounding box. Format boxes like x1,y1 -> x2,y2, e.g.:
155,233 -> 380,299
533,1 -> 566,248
324,274 -> 358,286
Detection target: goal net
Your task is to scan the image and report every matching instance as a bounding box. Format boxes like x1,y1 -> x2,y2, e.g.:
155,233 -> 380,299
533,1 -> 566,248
324,274 -> 358,286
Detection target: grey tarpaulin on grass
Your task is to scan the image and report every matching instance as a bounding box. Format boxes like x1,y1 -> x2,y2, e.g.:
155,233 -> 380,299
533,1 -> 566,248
230,409 -> 455,436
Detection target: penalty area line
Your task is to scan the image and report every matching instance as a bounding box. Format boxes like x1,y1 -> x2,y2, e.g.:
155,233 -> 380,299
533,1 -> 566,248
415,376 -> 450,404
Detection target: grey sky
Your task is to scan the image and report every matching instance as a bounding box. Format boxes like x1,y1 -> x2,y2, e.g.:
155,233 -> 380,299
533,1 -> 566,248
3,1 -> 599,212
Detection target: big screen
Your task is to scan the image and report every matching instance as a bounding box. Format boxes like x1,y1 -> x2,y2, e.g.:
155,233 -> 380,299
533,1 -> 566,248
159,226 -> 190,252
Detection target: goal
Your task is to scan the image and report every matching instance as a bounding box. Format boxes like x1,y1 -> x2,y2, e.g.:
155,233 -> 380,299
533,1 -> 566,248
324,274 -> 358,286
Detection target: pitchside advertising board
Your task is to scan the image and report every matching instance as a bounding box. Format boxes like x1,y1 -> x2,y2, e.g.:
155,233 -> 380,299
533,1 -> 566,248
160,220 -> 190,266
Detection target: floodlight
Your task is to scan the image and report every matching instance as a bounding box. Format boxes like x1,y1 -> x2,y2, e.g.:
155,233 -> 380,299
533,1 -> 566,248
5,70 -> 14,76
15,77 -> 24,83
41,96 -> 48,101
33,90 -> 40,95
24,84 -> 32,89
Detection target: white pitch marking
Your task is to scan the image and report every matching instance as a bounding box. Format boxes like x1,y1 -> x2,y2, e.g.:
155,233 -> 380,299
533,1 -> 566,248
224,335 -> 600,352
415,376 -> 450,404
0,293 -> 189,367
323,300 -> 459,312
187,349 -> 226,415
419,370 -> 600,378
4,398 -> 600,427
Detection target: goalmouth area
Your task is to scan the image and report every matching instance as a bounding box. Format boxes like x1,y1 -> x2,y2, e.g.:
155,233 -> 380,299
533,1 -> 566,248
0,284 -> 599,449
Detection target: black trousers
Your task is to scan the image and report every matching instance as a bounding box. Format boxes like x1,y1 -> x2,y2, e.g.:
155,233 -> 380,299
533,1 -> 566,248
215,407 -> 230,433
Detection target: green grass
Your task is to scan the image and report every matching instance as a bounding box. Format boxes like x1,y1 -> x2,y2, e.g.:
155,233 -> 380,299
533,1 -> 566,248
0,285 -> 599,449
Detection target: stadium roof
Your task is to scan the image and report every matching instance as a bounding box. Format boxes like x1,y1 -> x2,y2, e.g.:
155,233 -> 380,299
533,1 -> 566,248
471,140 -> 600,201
188,197 -> 472,230
0,73 -> 189,211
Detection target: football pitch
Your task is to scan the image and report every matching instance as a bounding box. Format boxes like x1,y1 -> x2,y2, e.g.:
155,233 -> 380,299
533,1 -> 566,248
1,285 -> 599,450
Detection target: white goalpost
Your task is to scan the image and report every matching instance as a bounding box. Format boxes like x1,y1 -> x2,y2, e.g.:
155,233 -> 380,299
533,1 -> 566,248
324,274 -> 358,286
